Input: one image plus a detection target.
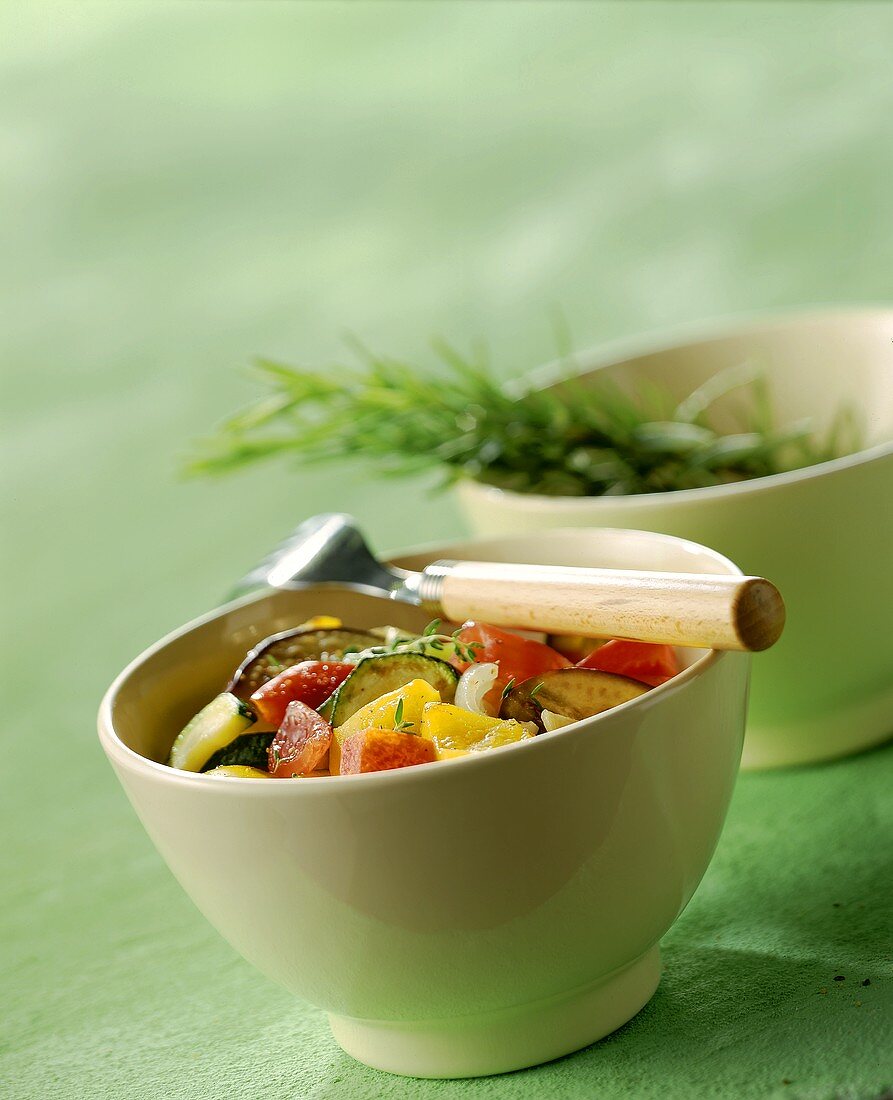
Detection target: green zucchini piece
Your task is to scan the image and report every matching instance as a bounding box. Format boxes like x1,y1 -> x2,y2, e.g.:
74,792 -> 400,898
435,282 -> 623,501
227,626 -> 379,699
200,731 -> 274,773
499,668 -> 649,731
169,692 -> 256,771
322,654 -> 458,727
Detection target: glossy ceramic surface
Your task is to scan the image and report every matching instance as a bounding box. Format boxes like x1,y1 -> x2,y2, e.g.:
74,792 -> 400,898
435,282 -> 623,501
457,309 -> 893,769
98,529 -> 749,1077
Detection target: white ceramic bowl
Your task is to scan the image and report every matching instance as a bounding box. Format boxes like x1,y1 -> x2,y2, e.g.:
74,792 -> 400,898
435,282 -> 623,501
99,529 -> 749,1078
457,309 -> 893,770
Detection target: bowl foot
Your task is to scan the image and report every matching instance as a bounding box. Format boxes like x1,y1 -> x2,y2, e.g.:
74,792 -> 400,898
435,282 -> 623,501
328,945 -> 661,1078
742,683 -> 893,769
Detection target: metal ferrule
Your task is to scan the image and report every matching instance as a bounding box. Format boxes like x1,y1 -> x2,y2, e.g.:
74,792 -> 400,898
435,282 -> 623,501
412,559 -> 456,614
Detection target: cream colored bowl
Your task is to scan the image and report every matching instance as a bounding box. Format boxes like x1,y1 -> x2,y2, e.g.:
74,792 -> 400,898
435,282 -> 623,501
98,529 -> 749,1078
458,309 -> 893,770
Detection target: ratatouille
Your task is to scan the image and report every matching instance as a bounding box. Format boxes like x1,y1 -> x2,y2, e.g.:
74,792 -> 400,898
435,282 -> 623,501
167,618 -> 680,778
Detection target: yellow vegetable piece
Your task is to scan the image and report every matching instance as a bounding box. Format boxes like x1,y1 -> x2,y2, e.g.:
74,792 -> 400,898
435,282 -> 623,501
434,746 -> 470,762
420,703 -> 534,752
337,680 -> 441,739
204,766 -> 270,779
330,680 -> 442,774
300,615 -> 342,629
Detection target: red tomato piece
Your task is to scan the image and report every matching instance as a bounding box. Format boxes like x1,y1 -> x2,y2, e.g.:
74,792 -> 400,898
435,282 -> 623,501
453,622 -> 572,709
454,623 -> 571,678
577,640 -> 679,688
268,701 -> 333,778
250,661 -> 353,727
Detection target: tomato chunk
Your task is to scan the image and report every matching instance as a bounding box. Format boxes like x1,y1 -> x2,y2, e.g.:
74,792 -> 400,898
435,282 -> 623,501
577,640 -> 679,688
454,623 -> 571,679
250,661 -> 353,726
268,701 -> 333,777
453,622 -> 571,710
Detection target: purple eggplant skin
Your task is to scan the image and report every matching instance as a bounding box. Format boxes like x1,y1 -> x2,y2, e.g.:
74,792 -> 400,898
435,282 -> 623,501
227,627 -> 379,700
499,667 -> 650,731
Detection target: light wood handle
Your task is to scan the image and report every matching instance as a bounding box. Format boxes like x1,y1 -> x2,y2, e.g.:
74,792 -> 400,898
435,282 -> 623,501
425,561 -> 785,652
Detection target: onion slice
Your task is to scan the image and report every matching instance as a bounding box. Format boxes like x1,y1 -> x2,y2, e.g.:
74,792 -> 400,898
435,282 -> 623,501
541,709 -> 575,733
455,662 -> 500,717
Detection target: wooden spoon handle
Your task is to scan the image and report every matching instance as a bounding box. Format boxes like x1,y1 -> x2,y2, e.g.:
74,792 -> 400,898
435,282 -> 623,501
420,560 -> 785,652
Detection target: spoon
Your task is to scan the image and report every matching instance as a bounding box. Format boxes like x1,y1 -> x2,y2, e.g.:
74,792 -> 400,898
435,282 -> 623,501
231,513 -> 785,652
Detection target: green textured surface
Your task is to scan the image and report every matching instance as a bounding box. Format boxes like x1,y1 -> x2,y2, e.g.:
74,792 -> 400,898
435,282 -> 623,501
2,3 -> 892,1098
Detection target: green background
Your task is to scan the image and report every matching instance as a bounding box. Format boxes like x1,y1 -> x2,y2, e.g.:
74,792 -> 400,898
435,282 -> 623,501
2,3 -> 891,1098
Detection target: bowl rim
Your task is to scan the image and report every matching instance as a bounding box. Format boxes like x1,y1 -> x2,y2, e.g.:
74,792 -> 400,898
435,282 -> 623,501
98,528 -> 744,795
463,304 -> 893,511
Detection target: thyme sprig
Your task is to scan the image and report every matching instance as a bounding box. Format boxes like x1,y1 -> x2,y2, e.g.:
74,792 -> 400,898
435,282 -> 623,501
344,623 -> 481,666
392,697 -> 415,732
189,342 -> 861,496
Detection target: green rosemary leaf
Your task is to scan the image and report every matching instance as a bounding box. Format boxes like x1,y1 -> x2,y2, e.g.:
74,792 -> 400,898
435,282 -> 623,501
673,361 -> 763,425
631,421 -> 717,455
188,338 -> 860,497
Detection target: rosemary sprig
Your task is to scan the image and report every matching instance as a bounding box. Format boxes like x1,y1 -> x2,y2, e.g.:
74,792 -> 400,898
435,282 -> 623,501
188,341 -> 859,497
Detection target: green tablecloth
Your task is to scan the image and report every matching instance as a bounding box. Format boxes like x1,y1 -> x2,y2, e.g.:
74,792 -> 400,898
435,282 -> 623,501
3,4 -> 892,1098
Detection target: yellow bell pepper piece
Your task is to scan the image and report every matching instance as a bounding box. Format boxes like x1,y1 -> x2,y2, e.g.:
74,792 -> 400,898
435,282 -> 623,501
419,703 -> 534,752
330,680 -> 441,774
204,766 -> 270,779
433,746 -> 471,762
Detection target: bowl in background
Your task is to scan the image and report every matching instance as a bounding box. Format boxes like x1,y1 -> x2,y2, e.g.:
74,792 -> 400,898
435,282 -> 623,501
98,529 -> 749,1078
458,309 -> 893,769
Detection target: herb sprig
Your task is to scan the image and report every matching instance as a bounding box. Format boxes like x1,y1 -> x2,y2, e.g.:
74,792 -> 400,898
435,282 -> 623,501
393,697 -> 414,732
343,621 -> 481,666
189,342 -> 861,497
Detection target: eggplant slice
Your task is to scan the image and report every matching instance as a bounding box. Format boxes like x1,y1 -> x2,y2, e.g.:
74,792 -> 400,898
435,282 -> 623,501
499,667 -> 650,732
227,627 -> 379,699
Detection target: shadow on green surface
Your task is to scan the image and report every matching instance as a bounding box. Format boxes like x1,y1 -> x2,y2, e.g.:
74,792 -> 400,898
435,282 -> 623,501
302,937 -> 888,1099
300,747 -> 893,1099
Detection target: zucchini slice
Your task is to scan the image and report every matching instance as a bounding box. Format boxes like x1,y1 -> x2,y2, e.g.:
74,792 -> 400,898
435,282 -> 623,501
168,693 -> 256,772
499,668 -> 649,731
323,654 -> 458,728
227,626 -> 379,699
201,731 -> 274,773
